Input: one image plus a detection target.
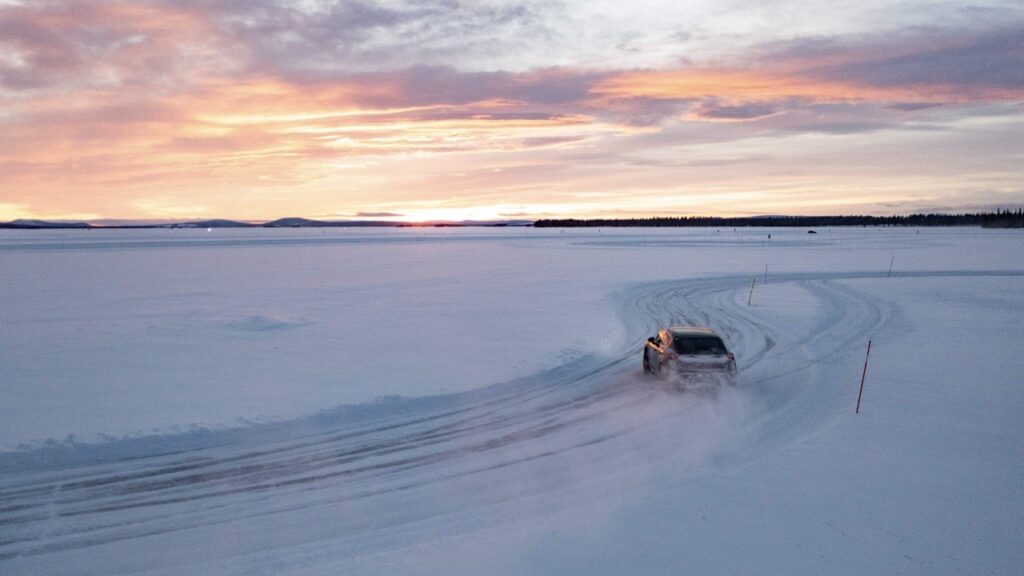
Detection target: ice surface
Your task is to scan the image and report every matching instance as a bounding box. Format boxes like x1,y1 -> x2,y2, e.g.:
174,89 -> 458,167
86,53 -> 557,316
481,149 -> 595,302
1,226 -> 1022,575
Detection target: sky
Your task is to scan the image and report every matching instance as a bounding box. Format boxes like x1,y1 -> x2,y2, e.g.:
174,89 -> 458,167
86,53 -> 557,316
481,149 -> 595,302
1,0 -> 1022,222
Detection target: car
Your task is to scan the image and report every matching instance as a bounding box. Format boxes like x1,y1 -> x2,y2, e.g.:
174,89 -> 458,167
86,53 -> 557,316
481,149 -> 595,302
642,326 -> 736,382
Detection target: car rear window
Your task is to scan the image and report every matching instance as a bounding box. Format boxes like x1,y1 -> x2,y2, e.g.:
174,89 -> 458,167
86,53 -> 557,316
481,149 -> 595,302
672,335 -> 727,355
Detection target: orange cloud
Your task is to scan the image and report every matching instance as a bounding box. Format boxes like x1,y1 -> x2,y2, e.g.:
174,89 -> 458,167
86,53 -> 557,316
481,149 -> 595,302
593,68 -> 1017,107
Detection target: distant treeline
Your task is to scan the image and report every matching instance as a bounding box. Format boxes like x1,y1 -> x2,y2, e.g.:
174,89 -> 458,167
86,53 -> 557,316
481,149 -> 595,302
535,209 -> 1024,229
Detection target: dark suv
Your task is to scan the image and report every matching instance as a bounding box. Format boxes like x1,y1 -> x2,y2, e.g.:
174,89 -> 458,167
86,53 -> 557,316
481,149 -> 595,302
643,326 -> 736,380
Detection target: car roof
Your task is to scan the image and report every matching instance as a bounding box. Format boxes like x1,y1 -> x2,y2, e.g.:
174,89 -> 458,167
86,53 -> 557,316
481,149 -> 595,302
667,326 -> 720,337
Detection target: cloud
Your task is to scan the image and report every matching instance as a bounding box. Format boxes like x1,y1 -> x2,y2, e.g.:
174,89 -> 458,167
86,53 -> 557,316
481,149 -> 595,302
690,100 -> 780,121
1,1 -> 1022,219
285,65 -> 606,109
0,1 -> 234,92
885,102 -> 945,111
806,26 -> 1024,94
592,23 -> 1024,128
203,0 -> 555,75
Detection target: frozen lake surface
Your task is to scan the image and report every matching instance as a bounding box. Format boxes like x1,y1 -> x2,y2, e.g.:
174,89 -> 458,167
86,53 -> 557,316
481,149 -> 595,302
1,226 -> 1022,575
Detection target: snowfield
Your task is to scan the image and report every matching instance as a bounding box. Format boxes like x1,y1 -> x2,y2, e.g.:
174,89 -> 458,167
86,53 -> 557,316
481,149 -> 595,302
1,227 -> 1022,575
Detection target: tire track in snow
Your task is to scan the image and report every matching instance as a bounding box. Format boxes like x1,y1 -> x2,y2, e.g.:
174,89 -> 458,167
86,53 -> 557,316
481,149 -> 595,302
1,270 -> 1018,565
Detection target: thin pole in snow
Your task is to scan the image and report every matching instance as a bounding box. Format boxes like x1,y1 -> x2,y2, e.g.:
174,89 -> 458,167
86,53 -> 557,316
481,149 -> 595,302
856,339 -> 872,414
747,277 -> 756,306
887,256 -> 894,277
764,264 -> 768,285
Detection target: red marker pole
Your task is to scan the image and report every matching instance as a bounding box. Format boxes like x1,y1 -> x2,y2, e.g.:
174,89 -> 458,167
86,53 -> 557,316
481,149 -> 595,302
856,339 -> 872,414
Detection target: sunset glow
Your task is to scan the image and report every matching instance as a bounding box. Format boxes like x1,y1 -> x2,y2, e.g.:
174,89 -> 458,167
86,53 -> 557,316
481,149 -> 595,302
1,1 -> 1022,221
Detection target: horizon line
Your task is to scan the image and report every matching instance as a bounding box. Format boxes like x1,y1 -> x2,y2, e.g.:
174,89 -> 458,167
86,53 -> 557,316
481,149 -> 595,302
4,209 -> 1023,229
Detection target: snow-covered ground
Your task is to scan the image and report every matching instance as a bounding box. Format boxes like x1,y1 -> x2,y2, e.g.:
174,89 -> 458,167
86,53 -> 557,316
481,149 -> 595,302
1,227 -> 1022,575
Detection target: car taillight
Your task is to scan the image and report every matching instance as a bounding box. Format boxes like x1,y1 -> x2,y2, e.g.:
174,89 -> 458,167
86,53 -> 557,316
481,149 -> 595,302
727,352 -> 735,360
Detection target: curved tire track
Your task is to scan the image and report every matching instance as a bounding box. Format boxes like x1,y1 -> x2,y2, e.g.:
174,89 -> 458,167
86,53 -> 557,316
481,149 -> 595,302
1,270 -> 1017,567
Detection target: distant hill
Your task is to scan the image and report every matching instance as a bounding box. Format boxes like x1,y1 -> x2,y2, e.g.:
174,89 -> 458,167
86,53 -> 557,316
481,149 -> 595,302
171,219 -> 258,228
0,219 -> 93,229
